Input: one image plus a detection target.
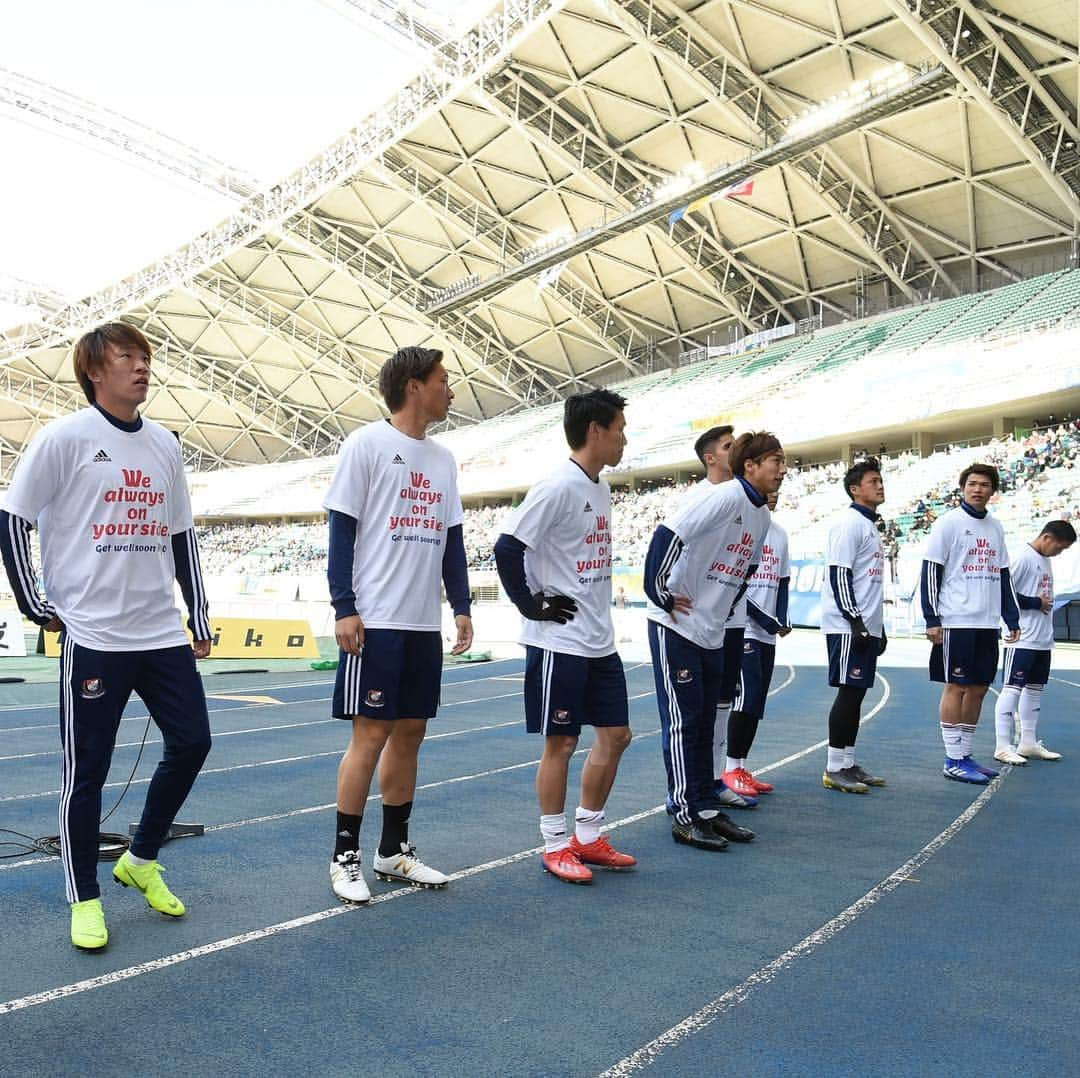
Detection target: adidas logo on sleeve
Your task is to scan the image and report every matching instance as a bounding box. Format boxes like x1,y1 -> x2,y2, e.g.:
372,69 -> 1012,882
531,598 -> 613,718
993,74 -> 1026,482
392,454 -> 406,464
92,449 -> 111,462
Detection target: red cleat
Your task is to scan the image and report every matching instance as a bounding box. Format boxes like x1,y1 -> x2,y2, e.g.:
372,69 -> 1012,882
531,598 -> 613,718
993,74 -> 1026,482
569,834 -> 637,870
542,847 -> 593,884
746,770 -> 774,794
720,768 -> 759,799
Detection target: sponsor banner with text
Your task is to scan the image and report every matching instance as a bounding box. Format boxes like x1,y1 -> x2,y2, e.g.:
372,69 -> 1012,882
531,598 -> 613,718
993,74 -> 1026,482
45,617 -> 320,659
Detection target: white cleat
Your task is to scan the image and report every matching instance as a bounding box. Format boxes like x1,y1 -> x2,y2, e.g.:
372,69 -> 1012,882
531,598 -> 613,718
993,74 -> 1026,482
1018,741 -> 1063,761
993,748 -> 1027,766
330,850 -> 371,904
373,843 -> 449,888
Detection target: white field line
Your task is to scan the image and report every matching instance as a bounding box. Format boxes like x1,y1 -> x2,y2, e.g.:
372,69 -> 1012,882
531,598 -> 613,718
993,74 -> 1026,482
0,663 -> 532,732
0,657 -> 524,716
0,673 -> 801,1016
0,689 -> 529,763
599,764 -> 1003,1075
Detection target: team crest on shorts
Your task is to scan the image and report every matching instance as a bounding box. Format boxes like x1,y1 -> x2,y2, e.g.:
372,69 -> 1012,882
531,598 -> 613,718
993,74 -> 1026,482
366,689 -> 385,708
953,666 -> 964,677
552,708 -> 571,724
851,667 -> 862,678
676,668 -> 692,684
744,642 -> 753,653
80,678 -> 105,700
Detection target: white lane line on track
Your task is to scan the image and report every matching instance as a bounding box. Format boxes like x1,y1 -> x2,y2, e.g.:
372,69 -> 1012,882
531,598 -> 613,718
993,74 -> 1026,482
0,689 -> 529,763
599,769 -> 1003,1074
0,660 -> 527,725
0,732 -> 669,1016
1,681 -> 668,802
0,677 -> 809,1007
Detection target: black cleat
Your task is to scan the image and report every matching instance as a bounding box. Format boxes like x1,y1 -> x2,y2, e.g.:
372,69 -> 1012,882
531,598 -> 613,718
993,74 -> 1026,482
707,812 -> 755,843
822,768 -> 869,794
672,820 -> 728,851
849,764 -> 886,787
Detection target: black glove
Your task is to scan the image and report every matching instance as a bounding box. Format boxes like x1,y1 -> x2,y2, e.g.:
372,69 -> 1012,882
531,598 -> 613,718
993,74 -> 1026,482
878,629 -> 888,656
522,592 -> 577,624
850,616 -> 872,650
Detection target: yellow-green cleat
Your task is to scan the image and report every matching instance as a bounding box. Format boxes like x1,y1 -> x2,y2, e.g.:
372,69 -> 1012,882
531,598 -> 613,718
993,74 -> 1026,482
71,898 -> 108,950
113,852 -> 185,916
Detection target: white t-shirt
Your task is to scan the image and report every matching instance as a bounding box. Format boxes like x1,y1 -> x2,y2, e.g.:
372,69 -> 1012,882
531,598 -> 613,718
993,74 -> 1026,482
1010,543 -> 1054,651
500,460 -> 615,659
647,478 -> 770,650
2,407 -> 194,651
324,419 -> 464,631
819,506 -> 885,637
745,520 -> 791,644
924,506 -> 1010,629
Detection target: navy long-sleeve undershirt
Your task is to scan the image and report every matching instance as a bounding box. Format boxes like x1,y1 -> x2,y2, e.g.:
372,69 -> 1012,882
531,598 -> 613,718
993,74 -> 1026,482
328,510 -> 471,621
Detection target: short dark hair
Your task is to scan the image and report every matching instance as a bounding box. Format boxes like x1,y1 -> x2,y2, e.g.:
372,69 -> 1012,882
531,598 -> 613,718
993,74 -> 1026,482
843,456 -> 882,500
378,346 -> 443,412
958,462 -> 1000,493
729,431 -> 783,477
1040,520 -> 1077,544
693,425 -> 734,466
563,388 -> 627,450
72,322 -> 152,404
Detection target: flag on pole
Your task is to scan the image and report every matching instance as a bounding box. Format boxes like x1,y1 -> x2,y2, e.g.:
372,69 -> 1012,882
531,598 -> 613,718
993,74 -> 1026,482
669,178 -> 754,226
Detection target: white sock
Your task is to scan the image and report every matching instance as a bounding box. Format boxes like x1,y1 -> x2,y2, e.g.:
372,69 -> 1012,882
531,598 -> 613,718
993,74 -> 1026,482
1018,686 -> 1044,748
713,703 -> 730,779
126,852 -> 152,866
958,723 -> 976,758
540,813 -> 568,853
725,756 -> 740,773
843,746 -> 856,769
994,686 -> 1020,750
941,722 -> 964,761
827,746 -> 845,772
738,758 -> 747,770
574,806 -> 604,845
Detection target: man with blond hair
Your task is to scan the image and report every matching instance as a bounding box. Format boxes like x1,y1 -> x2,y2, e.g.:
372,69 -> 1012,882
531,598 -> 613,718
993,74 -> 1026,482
0,323 -> 212,951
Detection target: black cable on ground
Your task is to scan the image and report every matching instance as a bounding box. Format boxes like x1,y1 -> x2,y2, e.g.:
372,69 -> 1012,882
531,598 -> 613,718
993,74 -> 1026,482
9,713 -> 154,863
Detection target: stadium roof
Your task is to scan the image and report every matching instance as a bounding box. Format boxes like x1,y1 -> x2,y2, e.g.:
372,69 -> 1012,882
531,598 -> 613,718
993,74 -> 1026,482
1,0 -> 1076,480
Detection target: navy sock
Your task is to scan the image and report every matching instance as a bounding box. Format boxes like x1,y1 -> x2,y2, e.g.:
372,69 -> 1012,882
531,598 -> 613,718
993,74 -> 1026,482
334,811 -> 362,859
379,801 -> 413,858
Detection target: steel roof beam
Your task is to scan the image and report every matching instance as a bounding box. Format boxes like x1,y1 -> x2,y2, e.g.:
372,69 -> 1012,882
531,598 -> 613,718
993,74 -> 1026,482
884,0 -> 1079,215
611,0 -> 958,301
373,148 -> 653,369
0,0 -> 567,364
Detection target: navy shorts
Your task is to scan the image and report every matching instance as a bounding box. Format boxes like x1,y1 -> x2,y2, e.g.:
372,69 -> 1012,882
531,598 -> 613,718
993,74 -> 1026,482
719,625 -> 745,701
734,639 -> 776,719
524,647 -> 628,736
930,627 -> 998,686
826,633 -> 878,688
332,628 -> 442,720
1001,647 -> 1051,688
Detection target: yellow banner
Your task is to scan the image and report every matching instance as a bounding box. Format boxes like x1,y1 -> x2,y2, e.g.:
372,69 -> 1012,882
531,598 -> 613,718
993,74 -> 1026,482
45,618 -> 320,659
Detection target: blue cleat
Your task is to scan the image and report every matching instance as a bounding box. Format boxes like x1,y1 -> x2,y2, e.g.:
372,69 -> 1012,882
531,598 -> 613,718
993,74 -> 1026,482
713,780 -> 757,809
966,756 -> 999,779
943,756 -> 989,784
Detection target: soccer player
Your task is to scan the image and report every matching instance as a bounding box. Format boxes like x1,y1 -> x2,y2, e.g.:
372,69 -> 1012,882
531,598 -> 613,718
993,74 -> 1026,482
921,463 -> 1020,784
818,458 -> 888,793
993,520 -> 1076,764
0,323 -> 212,951
325,346 -> 472,904
644,432 -> 785,850
725,490 -> 791,792
692,426 -> 760,808
493,389 -> 636,884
